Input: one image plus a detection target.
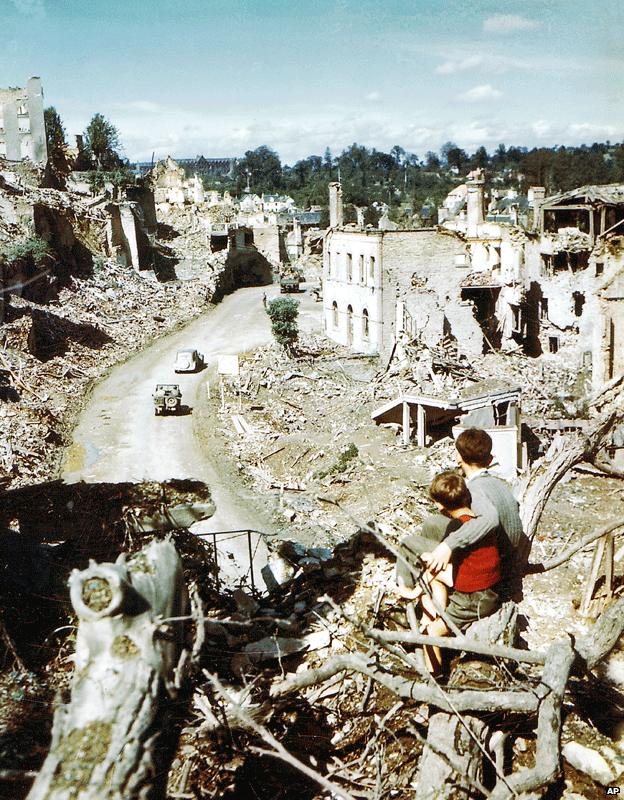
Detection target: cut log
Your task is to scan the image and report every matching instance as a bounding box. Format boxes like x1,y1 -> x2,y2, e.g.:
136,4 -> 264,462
27,537 -> 188,800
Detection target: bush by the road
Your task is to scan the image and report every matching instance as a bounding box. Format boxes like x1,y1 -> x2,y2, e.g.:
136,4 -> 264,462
266,297 -> 299,351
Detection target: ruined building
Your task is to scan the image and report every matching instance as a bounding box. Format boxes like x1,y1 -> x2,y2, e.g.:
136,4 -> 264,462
322,177 -> 624,394
0,77 -> 47,164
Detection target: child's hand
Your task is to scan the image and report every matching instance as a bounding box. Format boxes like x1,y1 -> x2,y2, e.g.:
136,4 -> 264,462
423,542 -> 452,573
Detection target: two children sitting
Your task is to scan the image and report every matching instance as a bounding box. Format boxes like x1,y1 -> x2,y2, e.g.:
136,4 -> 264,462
396,470 -> 501,674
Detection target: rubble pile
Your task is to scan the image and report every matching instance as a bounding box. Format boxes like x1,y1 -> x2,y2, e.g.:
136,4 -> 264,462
200,333 -> 431,543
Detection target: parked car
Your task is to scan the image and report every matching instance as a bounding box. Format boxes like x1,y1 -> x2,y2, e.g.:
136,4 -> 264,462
153,384 -> 182,415
174,348 -> 204,373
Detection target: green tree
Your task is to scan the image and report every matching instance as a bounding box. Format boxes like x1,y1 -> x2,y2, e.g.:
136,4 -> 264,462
266,297 -> 299,351
88,170 -> 106,196
84,113 -> 122,170
234,146 -> 283,194
44,106 -> 70,184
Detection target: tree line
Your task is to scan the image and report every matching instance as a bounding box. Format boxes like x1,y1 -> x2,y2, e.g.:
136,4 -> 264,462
225,140 -> 624,217
43,106 -> 624,212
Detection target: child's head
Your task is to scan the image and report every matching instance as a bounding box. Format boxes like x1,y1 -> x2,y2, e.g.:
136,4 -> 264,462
429,470 -> 472,512
455,428 -> 493,469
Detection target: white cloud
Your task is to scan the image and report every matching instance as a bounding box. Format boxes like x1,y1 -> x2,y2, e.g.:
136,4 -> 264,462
9,0 -> 45,17
435,56 -> 483,75
532,120 -> 551,138
568,122 -> 616,139
64,98 -> 623,166
483,14 -> 538,34
458,84 -> 502,102
366,91 -> 381,102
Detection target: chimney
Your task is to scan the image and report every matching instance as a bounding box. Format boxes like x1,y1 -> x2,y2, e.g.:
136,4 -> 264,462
466,169 -> 485,238
528,186 -> 546,231
329,182 -> 343,228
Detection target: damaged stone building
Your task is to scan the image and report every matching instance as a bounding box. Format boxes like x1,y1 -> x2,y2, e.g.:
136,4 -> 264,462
0,77 -> 47,164
322,176 -> 624,395
322,182 -> 486,358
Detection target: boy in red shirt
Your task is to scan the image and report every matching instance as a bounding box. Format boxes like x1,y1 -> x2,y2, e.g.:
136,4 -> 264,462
413,471 -> 501,674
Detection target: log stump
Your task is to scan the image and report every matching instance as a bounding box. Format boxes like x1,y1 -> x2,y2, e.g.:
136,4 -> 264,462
28,537 -> 188,800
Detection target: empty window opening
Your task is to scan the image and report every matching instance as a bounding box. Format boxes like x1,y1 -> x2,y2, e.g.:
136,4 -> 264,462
346,253 -> 353,281
494,401 -> 509,426
553,251 -> 589,273
346,305 -> 353,345
362,308 -> 369,339
210,235 -> 228,252
332,301 -> 338,328
573,291 -> 585,317
460,286 -> 502,351
540,298 -> 549,319
549,336 -> 559,353
596,262 -> 604,276
369,255 -> 375,280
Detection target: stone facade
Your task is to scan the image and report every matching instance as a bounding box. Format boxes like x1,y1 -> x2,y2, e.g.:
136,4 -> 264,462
0,77 -> 47,164
322,227 -> 473,359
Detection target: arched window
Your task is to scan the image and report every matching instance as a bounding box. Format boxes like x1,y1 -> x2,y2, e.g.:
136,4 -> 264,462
362,308 -> 369,339
332,301 -> 338,328
346,305 -> 353,345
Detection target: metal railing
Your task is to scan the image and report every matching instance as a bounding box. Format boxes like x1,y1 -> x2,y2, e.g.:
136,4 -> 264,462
193,528 -> 275,595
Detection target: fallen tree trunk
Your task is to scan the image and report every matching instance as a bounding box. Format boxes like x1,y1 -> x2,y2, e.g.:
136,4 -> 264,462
27,537 -> 188,800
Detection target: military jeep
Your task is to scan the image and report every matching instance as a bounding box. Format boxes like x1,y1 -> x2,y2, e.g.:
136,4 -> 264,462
153,384 -> 182,415
280,274 -> 301,293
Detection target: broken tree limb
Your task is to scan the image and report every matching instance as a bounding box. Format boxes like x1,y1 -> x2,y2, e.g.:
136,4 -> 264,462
590,452 -> 624,480
528,519 -> 624,573
371,628 -> 546,665
205,672 -> 358,800
416,604 -> 521,799
271,653 -> 539,714
517,374 -> 624,540
27,538 -> 188,800
575,595 -> 624,670
491,637 -> 575,799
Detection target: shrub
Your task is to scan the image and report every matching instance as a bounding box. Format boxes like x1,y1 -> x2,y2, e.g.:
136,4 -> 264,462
314,443 -> 359,480
6,236 -> 52,265
266,297 -> 299,351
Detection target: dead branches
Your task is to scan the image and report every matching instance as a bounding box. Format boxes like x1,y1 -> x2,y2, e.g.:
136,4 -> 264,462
517,373 -> 624,539
491,638 -> 575,799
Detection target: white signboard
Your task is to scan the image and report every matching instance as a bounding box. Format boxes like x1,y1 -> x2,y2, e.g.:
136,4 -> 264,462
217,354 -> 240,376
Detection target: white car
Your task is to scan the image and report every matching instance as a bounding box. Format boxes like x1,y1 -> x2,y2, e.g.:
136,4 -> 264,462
174,348 -> 204,373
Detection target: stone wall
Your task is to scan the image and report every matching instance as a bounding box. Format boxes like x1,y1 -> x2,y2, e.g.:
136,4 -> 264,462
380,229 -> 475,358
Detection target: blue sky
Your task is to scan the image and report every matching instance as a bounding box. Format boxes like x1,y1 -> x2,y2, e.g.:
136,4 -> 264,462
2,0 -> 622,164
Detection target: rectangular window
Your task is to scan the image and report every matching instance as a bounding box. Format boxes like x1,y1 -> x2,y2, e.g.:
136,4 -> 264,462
369,255 -> 376,280
549,336 -> 559,354
540,298 -> 549,320
359,254 -> 364,283
596,262 -> 604,275
346,253 -> 353,282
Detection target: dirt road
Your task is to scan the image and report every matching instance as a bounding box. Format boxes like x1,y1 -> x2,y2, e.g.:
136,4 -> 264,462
62,283 -> 321,564
63,286 -> 283,533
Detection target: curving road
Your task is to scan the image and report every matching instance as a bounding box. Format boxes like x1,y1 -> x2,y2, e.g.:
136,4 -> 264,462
62,282 -> 322,590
